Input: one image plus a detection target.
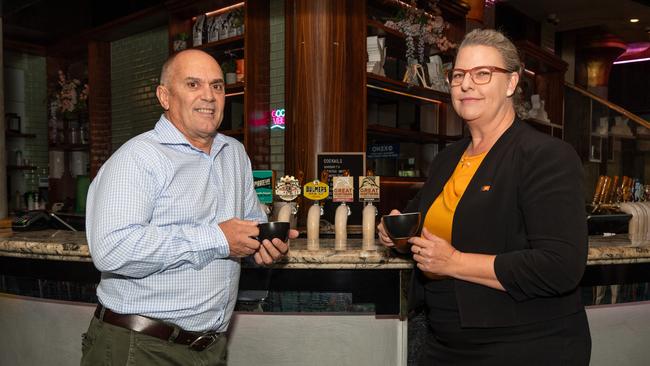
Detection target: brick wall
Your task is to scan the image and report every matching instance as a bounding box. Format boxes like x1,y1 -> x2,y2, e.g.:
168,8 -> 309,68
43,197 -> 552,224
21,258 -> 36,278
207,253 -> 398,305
4,51 -> 47,195
110,27 -> 168,150
269,0 -> 285,176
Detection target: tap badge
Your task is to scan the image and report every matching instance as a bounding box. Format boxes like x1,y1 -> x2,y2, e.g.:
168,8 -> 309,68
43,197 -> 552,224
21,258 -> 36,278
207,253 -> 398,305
359,176 -> 380,202
253,170 -> 274,204
303,180 -> 329,201
333,176 -> 354,203
275,175 -> 301,202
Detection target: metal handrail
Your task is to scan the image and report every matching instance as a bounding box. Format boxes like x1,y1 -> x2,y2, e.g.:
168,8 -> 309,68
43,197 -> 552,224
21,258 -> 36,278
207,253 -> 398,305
564,82 -> 650,130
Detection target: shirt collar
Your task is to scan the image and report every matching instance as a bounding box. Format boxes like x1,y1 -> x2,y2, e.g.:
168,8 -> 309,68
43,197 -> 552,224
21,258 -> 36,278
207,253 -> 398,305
154,114 -> 228,157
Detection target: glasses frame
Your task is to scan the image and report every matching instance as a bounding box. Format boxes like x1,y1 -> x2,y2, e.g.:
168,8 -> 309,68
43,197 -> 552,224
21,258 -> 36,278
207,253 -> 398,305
446,66 -> 514,87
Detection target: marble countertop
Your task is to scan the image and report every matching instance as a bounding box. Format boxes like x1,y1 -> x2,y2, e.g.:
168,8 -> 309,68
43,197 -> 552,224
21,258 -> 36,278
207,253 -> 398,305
587,234 -> 650,265
0,230 -> 412,269
0,230 -> 92,263
2,230 -> 650,268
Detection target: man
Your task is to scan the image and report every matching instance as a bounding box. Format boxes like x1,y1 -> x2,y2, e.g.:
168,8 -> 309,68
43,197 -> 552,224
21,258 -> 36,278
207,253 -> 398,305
82,49 -> 297,365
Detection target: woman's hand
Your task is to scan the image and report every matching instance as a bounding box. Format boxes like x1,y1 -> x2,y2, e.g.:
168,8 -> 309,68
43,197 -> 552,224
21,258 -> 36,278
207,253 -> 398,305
377,209 -> 400,249
409,227 -> 461,277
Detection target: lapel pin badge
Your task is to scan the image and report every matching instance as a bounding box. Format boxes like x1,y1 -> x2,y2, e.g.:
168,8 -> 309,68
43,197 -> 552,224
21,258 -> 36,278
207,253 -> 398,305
481,185 -> 491,192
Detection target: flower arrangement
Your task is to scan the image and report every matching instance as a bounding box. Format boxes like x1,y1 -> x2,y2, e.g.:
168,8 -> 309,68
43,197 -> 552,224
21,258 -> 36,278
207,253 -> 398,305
51,70 -> 89,119
384,0 -> 456,64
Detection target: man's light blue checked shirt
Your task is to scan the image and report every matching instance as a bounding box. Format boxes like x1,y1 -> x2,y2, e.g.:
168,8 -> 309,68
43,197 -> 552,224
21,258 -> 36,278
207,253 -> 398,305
86,115 -> 266,332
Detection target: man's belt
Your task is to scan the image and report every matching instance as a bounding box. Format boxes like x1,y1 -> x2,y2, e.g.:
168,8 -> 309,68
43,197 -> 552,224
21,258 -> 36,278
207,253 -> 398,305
94,304 -> 222,351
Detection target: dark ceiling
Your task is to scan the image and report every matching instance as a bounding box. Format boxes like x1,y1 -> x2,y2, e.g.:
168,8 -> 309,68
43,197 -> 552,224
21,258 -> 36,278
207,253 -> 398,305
503,0 -> 650,46
3,0 -> 650,47
1,0 -> 166,46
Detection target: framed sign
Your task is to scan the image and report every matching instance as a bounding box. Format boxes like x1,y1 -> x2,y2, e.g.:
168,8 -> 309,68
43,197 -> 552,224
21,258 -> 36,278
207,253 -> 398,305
316,152 -> 366,186
316,152 -> 366,225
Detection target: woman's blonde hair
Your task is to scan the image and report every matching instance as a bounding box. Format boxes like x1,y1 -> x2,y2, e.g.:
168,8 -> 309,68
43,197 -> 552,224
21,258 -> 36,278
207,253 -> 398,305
458,29 -> 524,110
459,28 -> 523,75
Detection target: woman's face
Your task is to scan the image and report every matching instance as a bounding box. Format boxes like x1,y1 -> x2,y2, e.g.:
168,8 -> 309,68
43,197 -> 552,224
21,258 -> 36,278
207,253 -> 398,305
450,45 -> 518,125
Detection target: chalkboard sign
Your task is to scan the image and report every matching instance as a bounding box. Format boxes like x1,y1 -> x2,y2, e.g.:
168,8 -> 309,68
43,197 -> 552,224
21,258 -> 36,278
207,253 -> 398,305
316,153 -> 366,225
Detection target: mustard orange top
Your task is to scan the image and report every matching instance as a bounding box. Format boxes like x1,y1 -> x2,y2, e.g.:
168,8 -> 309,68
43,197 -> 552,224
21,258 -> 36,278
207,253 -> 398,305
423,151 -> 488,243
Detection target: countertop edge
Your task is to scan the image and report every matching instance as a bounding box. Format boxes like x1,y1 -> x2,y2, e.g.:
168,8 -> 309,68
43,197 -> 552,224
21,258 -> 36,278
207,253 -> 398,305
3,231 -> 650,267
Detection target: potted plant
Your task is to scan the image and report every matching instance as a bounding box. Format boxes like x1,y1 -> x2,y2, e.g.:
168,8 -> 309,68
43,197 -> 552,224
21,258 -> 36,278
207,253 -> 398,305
173,32 -> 189,52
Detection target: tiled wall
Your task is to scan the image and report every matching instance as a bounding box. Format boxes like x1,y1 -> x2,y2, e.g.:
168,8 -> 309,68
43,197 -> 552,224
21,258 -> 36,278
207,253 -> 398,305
3,51 -> 48,197
270,0 -> 285,175
110,27 -> 168,151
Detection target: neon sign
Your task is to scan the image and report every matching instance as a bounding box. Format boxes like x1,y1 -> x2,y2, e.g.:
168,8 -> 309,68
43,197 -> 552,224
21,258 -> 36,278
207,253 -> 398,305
271,108 -> 285,130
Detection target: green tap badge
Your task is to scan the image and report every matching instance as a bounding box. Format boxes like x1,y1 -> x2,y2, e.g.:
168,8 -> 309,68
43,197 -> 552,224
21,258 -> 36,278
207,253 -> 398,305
253,170 -> 274,204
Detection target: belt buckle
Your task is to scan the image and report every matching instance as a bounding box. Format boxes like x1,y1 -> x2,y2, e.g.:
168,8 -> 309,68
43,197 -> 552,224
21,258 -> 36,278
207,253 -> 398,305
189,333 -> 217,351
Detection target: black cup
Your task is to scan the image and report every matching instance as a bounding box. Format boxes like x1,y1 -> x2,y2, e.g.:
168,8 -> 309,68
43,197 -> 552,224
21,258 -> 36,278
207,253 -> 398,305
257,221 -> 290,242
381,212 -> 421,249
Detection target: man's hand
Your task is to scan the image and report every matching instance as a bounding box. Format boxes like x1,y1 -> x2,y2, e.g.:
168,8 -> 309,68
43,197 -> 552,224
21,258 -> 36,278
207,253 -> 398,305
253,229 -> 299,265
219,218 -> 261,257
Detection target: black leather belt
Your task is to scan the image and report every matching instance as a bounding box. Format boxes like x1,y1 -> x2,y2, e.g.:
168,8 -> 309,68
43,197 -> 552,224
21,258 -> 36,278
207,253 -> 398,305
94,304 -> 222,351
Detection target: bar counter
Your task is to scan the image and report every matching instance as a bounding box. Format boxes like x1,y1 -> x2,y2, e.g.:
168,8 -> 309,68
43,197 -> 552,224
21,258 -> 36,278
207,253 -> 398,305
2,229 -> 650,266
2,230 -> 650,366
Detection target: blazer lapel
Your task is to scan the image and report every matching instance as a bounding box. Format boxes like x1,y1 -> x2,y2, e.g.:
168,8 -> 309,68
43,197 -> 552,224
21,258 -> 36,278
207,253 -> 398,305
418,138 -> 470,214
455,120 -> 523,218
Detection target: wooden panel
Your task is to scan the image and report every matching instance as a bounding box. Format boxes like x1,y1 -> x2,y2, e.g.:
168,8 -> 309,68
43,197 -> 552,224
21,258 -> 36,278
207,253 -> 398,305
343,0 -> 367,153
537,72 -> 564,126
438,0 -> 470,46
516,41 -> 568,128
286,0 -> 365,183
88,41 -> 112,178
245,0 -> 270,169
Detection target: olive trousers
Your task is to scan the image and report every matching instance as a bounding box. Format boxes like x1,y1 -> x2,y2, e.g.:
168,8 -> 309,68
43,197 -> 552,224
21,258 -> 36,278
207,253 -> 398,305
80,317 -> 228,366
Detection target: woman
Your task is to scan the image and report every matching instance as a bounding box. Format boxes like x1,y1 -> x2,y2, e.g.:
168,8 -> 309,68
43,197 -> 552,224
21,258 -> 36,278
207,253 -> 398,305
378,29 -> 591,365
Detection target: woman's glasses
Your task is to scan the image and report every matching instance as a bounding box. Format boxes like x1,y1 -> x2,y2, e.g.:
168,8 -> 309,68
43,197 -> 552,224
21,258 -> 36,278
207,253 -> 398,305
446,66 -> 513,87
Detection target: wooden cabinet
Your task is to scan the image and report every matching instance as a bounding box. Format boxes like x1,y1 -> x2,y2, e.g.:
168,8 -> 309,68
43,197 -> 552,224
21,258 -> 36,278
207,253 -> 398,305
167,0 -> 270,169
362,0 -> 469,214
364,0 -> 468,179
515,41 -> 568,139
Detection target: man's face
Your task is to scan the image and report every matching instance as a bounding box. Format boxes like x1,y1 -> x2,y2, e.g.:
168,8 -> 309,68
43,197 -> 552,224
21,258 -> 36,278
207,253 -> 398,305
157,50 -> 226,146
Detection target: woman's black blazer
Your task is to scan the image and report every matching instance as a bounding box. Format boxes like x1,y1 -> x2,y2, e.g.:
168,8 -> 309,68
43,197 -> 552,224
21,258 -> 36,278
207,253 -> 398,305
405,119 -> 588,327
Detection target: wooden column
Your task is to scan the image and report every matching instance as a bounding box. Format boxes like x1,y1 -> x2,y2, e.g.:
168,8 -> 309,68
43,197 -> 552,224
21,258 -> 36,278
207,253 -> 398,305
245,0 -> 271,169
465,0 -> 484,23
285,0 -> 366,183
88,41 -> 112,178
0,17 -> 6,218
